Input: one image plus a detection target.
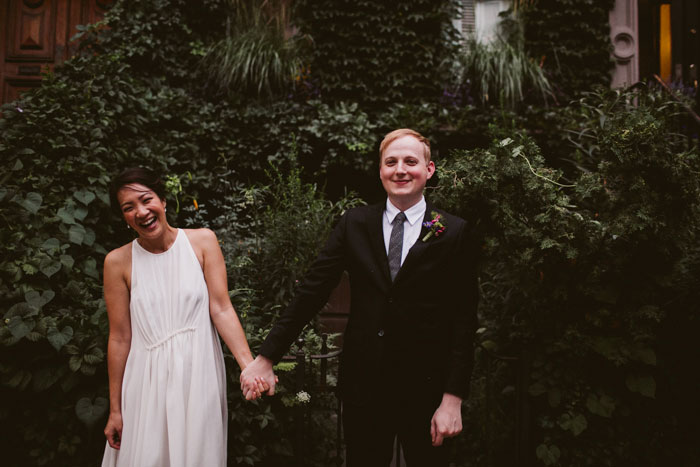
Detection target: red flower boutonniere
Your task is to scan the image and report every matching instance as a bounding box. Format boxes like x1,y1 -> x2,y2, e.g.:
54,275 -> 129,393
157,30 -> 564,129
422,211 -> 446,242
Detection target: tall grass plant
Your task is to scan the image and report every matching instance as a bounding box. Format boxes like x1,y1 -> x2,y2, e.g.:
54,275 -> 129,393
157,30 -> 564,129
456,12 -> 552,109
202,0 -> 306,99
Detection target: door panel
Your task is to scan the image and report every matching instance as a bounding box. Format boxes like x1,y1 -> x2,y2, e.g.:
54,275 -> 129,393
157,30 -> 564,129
0,0 -> 112,106
5,0 -> 57,62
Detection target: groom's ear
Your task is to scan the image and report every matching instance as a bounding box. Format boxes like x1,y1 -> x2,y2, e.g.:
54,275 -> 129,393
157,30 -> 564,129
426,161 -> 436,179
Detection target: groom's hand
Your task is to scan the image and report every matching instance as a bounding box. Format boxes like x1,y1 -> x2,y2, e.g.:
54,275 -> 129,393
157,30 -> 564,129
430,393 -> 463,446
240,355 -> 276,400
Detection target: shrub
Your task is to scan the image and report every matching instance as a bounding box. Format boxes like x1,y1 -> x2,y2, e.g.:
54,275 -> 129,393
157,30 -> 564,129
180,169 -> 362,466
430,86 -> 700,466
0,44 -> 364,465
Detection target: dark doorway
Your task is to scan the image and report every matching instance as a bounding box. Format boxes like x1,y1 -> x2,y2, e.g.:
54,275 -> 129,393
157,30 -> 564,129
639,0 -> 700,96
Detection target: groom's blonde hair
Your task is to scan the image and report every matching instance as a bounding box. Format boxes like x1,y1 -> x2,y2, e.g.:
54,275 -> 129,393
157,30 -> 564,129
379,129 -> 431,163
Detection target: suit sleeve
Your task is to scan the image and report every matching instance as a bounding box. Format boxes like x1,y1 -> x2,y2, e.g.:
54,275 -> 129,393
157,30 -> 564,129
258,213 -> 348,363
444,221 -> 480,399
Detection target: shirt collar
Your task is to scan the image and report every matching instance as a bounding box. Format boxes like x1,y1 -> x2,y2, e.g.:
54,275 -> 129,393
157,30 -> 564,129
385,197 -> 426,226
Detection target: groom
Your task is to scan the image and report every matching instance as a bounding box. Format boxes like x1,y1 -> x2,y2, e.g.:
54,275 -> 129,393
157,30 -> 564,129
241,128 -> 479,466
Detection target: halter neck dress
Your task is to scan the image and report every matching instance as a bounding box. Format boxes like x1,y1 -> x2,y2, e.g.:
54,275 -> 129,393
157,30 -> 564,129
102,229 -> 227,467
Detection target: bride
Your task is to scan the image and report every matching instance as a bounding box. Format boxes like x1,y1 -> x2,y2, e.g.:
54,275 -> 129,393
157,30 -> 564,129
101,167 -> 269,466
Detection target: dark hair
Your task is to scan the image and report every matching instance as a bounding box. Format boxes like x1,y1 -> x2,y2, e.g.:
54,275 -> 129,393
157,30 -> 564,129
109,167 -> 166,216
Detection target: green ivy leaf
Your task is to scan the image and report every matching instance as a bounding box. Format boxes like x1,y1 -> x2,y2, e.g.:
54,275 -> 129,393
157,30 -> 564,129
18,192 -> 42,214
22,263 -> 39,276
74,206 -> 88,221
0,186 -> 7,202
47,326 -> 74,351
25,289 -> 55,308
40,257 -> 62,278
536,444 -> 561,466
41,238 -> 61,254
7,301 -> 40,318
7,315 -> 34,339
6,369 -> 31,390
57,206 -> 76,225
84,258 -> 99,279
60,254 -> 75,269
559,412 -> 588,436
89,128 -> 104,140
626,374 -> 656,398
21,263 -> 38,275
75,396 -> 108,428
586,393 -> 615,417
74,189 -> 96,205
68,355 -> 82,372
83,347 -> 104,364
32,366 -> 63,392
632,347 -> 657,366
68,224 -> 86,244
84,227 -> 96,246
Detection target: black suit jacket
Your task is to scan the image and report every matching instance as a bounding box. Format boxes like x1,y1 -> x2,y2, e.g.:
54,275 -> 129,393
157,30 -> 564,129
259,201 -> 479,405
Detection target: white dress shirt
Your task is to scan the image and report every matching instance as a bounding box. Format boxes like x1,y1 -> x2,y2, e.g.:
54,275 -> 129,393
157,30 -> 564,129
383,197 -> 426,267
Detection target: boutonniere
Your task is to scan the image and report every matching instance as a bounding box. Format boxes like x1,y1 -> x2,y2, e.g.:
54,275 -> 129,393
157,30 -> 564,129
422,211 -> 446,242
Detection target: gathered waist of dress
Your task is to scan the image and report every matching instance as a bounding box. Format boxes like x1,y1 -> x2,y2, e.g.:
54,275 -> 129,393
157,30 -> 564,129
144,326 -> 197,351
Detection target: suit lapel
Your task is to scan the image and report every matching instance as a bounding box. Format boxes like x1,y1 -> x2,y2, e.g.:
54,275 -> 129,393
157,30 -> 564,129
393,203 -> 436,283
366,203 -> 392,284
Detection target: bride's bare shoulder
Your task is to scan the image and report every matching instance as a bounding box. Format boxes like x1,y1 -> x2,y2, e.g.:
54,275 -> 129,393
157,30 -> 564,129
104,242 -> 133,272
183,228 -> 218,247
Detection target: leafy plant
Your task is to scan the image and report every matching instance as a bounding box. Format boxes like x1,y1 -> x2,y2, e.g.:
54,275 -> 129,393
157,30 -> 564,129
431,86 -> 700,466
455,12 -> 552,109
179,169 -> 361,466
201,0 -> 308,99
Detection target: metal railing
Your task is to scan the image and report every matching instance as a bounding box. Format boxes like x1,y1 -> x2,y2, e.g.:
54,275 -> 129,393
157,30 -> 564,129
481,346 -> 532,467
281,334 -> 343,466
282,337 -> 533,467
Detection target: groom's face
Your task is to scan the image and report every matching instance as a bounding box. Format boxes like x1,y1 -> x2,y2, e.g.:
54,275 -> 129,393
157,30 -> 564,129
379,135 -> 435,209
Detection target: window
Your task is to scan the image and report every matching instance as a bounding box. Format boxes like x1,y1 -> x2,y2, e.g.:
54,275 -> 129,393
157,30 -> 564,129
455,0 -> 510,44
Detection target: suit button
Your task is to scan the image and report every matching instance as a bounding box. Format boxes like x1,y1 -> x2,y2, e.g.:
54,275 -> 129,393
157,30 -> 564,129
377,329 -> 385,337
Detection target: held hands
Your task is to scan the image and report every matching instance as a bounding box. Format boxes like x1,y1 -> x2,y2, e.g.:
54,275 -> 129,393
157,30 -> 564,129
104,412 -> 124,449
430,393 -> 463,447
240,355 -> 277,401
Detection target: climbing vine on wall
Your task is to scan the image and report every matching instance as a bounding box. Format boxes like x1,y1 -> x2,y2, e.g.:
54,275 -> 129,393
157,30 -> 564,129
521,0 -> 615,99
295,0 -> 460,111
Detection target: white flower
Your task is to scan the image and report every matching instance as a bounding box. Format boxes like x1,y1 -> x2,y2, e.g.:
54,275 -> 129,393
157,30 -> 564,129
295,390 -> 311,404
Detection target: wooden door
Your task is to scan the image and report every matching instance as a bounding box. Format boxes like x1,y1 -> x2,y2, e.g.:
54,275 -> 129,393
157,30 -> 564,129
0,0 -> 112,106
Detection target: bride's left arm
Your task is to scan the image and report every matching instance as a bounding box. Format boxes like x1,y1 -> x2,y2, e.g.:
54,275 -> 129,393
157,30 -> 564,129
194,229 -> 258,375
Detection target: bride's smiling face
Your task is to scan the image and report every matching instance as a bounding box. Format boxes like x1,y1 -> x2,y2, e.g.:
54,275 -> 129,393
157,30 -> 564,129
117,183 -> 167,238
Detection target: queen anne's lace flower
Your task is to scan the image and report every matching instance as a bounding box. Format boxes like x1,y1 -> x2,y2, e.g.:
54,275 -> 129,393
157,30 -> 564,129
296,391 -> 311,404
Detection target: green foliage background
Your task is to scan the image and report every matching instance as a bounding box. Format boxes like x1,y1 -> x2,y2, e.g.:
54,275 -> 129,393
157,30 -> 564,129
294,0 -> 460,111
2,0 -> 700,466
521,0 -> 616,99
431,88 -> 700,465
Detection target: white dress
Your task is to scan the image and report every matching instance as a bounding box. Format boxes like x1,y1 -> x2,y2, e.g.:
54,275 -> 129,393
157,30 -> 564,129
102,229 -> 227,467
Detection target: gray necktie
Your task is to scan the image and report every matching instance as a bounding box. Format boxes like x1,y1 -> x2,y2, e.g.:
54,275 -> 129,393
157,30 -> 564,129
388,211 -> 406,281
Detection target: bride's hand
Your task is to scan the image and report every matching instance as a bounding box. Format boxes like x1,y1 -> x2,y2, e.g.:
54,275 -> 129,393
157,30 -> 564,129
104,412 -> 124,449
240,355 -> 276,400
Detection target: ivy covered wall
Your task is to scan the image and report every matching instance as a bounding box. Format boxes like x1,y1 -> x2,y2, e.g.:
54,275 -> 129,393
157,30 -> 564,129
522,0 -> 615,98
295,0 -> 460,111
